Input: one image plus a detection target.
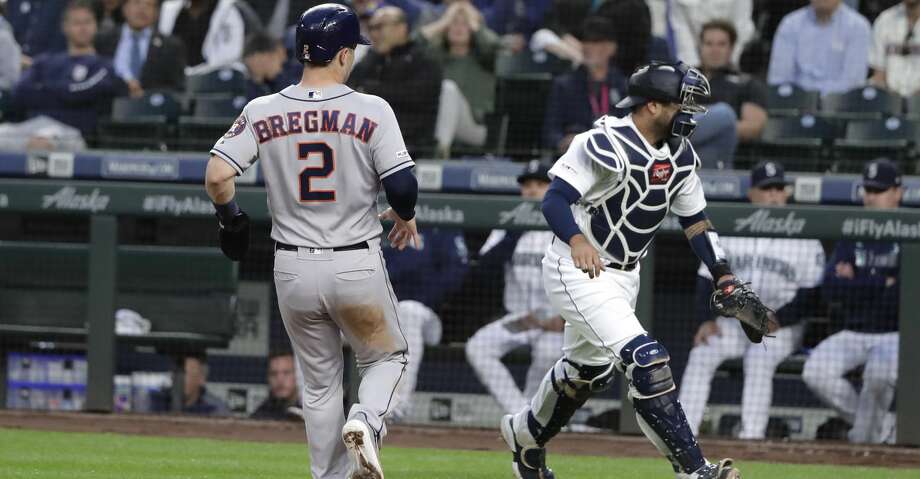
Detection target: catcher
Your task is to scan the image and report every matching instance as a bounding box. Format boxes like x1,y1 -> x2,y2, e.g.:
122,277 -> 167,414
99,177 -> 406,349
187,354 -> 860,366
500,61 -> 775,479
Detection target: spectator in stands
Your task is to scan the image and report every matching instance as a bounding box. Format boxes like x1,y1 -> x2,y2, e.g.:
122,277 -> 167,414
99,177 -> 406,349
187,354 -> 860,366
94,0 -> 124,35
646,0 -> 755,66
688,19 -> 765,169
679,161 -> 826,440
596,0 -> 673,74
528,0 -> 591,67
385,227 -> 468,421
418,1 -> 499,157
349,6 -> 442,152
697,20 -> 767,145
869,0 -> 920,97
11,0 -> 125,135
466,161 -> 564,415
239,32 -> 287,100
251,351 -> 302,421
0,10 -> 22,90
249,0 -> 340,34
767,0 -> 872,95
158,0 -> 246,72
542,16 -> 627,154
5,0 -> 68,59
386,0 -> 552,36
803,158 -> 902,445
95,0 -> 186,97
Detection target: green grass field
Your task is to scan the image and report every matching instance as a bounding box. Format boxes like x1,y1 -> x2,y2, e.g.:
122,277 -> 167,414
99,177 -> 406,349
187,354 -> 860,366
1,428 -> 916,479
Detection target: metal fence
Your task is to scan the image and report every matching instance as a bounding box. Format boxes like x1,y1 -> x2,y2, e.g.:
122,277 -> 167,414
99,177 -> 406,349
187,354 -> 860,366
0,179 -> 918,446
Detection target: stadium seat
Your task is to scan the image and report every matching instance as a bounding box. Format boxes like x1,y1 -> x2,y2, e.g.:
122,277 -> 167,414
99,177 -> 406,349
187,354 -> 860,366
96,92 -> 181,150
494,74 -> 553,158
186,68 -> 247,95
110,92 -> 181,121
751,115 -> 839,171
766,84 -> 820,117
175,95 -> 247,151
820,86 -> 903,120
494,51 -> 571,77
192,94 -> 248,118
833,117 -> 919,171
905,95 -> 920,119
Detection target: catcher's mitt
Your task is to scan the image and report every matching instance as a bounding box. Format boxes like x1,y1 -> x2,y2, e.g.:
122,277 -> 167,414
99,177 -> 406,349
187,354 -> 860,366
217,210 -> 250,261
711,278 -> 778,343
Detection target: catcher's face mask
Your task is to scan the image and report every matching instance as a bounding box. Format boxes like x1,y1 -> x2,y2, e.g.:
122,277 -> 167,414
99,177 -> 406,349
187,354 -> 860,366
670,67 -> 710,138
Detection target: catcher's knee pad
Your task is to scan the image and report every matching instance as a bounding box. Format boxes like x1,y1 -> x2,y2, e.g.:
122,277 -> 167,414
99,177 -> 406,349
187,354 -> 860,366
617,334 -> 675,401
527,358 -> 615,446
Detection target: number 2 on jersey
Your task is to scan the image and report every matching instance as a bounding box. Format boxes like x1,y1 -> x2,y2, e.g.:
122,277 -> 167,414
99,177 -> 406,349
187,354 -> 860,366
298,142 -> 335,202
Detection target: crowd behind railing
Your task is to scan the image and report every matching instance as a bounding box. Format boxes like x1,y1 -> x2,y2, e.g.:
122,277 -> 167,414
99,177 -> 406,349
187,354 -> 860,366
0,0 -> 918,173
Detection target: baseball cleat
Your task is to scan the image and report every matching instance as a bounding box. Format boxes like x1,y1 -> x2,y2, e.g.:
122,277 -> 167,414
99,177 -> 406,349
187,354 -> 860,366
342,419 -> 384,479
500,414 -> 556,479
677,458 -> 740,479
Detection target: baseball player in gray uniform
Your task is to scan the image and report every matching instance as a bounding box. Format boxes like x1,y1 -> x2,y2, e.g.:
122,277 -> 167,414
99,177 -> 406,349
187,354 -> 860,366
204,5 -> 419,479
679,161 -> 825,440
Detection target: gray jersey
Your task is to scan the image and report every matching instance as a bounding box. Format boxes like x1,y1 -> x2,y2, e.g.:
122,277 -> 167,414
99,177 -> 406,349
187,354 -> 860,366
211,83 -> 414,247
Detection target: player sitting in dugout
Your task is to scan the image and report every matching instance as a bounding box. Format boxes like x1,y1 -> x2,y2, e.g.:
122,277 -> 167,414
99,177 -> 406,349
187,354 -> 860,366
466,161 -> 564,417
679,161 -> 825,440
803,158 -> 903,445
250,351 -> 303,421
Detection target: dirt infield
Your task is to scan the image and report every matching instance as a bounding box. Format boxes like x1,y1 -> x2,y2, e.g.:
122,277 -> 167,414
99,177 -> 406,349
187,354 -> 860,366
2,410 -> 918,469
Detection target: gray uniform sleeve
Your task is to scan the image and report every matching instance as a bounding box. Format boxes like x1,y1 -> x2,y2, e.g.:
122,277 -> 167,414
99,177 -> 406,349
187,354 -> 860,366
210,107 -> 259,175
371,99 -> 414,179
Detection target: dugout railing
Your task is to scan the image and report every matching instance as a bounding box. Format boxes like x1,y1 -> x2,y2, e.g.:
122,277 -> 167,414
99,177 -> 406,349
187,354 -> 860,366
0,179 -> 918,445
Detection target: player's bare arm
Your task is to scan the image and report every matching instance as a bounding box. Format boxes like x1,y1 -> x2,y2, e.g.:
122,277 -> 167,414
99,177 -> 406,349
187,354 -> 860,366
205,155 -> 238,204
206,155 -> 250,261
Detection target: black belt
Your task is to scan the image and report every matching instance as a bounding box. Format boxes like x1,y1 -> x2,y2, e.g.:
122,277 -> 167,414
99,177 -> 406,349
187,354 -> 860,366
606,261 -> 637,272
276,241 -> 368,252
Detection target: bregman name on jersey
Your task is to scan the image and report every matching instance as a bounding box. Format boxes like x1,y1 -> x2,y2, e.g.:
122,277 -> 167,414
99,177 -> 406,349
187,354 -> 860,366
251,109 -> 379,144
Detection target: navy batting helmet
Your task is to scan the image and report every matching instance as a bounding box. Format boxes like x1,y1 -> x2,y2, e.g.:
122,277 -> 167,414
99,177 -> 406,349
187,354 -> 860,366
615,62 -> 711,137
295,3 -> 370,65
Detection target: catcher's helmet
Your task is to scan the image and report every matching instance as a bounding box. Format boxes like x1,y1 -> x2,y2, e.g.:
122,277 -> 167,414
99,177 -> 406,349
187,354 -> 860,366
295,3 -> 370,65
615,61 -> 711,137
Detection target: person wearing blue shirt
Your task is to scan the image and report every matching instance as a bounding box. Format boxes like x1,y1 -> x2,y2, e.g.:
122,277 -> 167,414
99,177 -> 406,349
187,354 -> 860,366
95,0 -> 187,96
385,227 -> 469,421
803,158 -> 902,444
542,17 -> 627,153
5,0 -> 68,58
11,1 -> 125,134
767,0 -> 872,95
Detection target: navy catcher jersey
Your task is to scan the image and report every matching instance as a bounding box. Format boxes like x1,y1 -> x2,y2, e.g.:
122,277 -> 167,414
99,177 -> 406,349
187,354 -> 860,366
549,114 -> 706,267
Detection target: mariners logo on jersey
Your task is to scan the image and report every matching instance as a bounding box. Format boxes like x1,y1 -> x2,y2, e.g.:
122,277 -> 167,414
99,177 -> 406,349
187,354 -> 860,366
574,115 -> 701,266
